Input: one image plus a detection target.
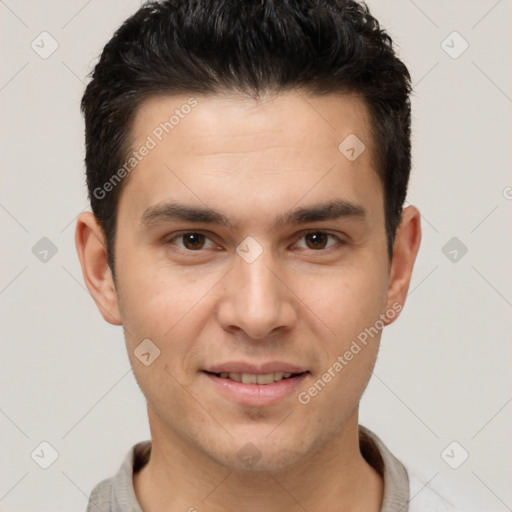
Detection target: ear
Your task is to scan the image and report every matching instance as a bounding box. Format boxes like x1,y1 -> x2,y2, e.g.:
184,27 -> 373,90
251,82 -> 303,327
75,211 -> 122,325
383,205 -> 422,326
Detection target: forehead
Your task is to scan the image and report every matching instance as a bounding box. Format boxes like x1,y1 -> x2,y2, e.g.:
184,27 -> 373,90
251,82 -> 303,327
119,91 -> 381,227
131,90 -> 374,160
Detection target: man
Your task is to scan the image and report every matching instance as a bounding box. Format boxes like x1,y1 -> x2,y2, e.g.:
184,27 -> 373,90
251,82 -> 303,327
76,1 -> 452,510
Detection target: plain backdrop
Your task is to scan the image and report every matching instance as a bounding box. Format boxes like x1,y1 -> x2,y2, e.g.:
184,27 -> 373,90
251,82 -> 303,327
1,1 -> 511,511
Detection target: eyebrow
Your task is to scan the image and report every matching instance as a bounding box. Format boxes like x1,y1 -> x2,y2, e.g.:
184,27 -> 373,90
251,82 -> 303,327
139,198 -> 367,231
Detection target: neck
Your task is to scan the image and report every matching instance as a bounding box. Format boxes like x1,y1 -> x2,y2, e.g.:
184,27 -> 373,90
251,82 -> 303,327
134,408 -> 383,512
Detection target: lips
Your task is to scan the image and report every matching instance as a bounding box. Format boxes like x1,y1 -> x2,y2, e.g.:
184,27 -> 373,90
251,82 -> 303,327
203,369 -> 309,406
201,361 -> 310,406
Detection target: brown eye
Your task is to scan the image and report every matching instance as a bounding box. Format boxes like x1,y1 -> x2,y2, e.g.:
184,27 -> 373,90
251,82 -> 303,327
181,232 -> 206,250
166,232 -> 215,251
304,232 -> 329,250
295,231 -> 341,252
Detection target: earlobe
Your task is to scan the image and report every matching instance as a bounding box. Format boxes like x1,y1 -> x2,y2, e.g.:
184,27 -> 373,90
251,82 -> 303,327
75,212 -> 122,326
383,206 -> 422,326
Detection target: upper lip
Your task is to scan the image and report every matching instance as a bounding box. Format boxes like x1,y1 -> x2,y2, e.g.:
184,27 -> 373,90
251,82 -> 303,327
204,361 -> 309,375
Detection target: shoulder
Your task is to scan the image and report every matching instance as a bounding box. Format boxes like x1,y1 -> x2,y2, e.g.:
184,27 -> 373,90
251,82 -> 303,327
86,477 -> 114,512
85,441 -> 150,512
407,469 -> 456,512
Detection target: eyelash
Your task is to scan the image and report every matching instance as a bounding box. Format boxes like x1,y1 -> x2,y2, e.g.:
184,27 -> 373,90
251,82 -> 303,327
164,230 -> 344,254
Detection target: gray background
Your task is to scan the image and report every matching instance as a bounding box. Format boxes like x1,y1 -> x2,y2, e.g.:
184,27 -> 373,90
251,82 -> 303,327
1,1 -> 511,510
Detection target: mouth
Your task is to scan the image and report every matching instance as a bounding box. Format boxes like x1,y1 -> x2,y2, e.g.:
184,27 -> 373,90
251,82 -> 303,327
203,370 -> 307,385
201,367 -> 310,407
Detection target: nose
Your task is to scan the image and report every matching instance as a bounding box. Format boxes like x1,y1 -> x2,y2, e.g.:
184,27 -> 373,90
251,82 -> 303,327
216,244 -> 298,340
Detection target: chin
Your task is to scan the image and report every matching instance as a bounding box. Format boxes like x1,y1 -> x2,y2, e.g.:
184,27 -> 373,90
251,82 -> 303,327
225,448 -> 306,475
203,429 -> 314,475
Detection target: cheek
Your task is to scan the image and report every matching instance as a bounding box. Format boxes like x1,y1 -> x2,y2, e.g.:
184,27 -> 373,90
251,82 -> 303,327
116,248 -> 191,326
119,272 -> 208,401
296,271 -> 386,417
116,254 -> 219,375
306,263 -> 389,337
299,264 -> 387,400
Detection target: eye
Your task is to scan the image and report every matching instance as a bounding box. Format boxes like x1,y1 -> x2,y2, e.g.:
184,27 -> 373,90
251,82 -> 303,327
164,230 -> 344,254
294,231 -> 342,251
166,232 -> 217,251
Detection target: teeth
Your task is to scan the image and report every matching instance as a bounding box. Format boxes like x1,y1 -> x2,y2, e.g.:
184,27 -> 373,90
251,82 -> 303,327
256,373 -> 274,385
241,373 -> 258,384
216,371 -> 299,384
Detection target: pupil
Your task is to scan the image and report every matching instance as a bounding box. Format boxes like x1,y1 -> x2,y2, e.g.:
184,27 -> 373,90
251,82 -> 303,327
306,232 -> 327,250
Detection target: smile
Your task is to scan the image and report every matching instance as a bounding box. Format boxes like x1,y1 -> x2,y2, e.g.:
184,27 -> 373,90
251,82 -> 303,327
202,370 -> 309,407
208,371 -> 302,384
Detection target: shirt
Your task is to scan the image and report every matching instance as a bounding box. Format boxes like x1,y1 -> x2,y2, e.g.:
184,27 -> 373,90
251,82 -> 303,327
86,425 -> 454,512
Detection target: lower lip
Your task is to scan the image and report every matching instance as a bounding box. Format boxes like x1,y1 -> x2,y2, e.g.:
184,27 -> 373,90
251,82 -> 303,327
202,371 -> 308,407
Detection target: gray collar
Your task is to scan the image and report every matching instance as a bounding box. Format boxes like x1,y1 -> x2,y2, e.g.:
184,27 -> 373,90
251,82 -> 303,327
359,425 -> 410,511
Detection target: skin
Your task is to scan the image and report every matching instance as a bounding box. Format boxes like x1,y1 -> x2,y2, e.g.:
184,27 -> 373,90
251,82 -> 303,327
76,91 -> 421,512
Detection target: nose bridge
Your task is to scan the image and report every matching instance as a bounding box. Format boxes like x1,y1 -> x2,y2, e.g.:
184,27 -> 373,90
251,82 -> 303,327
219,239 -> 296,339
240,250 -> 278,307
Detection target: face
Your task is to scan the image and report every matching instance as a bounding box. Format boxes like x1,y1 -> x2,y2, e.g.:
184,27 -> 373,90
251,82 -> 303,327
93,91 -> 404,472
